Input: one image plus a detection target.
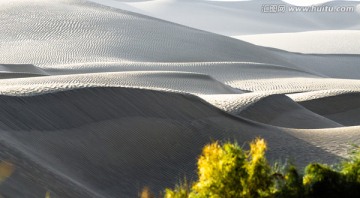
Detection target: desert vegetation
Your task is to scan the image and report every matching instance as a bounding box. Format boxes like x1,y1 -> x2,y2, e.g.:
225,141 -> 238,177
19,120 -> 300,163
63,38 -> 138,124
142,138 -> 360,198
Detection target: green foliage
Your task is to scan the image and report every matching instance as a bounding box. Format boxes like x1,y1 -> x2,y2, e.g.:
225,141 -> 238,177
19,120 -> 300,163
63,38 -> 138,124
301,146 -> 360,198
165,180 -> 191,198
341,146 -> 360,183
166,138 -> 274,198
275,165 -> 304,198
190,141 -> 247,198
243,138 -> 273,197
159,138 -> 360,198
303,163 -> 345,198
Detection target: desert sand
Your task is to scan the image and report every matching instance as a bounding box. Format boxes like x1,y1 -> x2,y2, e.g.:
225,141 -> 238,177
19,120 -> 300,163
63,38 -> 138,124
0,0 -> 360,197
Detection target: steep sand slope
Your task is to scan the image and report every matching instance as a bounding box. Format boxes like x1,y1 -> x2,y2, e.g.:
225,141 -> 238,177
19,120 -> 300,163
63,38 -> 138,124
237,95 -> 343,129
0,64 -> 48,79
299,93 -> 360,126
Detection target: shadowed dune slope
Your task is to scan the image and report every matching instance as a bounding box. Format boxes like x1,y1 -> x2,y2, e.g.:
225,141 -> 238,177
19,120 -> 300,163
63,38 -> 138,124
270,50 -> 360,79
299,93 -> 360,126
0,87 -> 238,131
238,94 -> 343,129
0,64 -> 48,79
0,87 -> 348,198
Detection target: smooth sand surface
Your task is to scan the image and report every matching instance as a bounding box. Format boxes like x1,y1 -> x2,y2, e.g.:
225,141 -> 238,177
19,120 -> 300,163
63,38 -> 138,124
299,93 -> 360,126
237,30 -> 360,54
89,0 -> 360,54
0,64 -> 48,79
86,0 -> 360,35
0,0 -> 360,197
238,94 -> 343,129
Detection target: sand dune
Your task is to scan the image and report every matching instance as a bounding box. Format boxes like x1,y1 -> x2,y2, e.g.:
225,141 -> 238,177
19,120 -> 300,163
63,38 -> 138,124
299,93 -> 360,126
87,0 -> 360,35
0,71 -> 244,96
91,0 -> 360,56
0,0 -> 294,67
0,0 -> 360,197
270,51 -> 360,79
238,94 -> 343,129
0,87 -> 352,197
237,30 -> 360,54
0,64 -> 48,79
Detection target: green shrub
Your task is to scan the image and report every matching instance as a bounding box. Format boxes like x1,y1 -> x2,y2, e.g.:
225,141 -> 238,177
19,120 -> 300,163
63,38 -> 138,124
165,138 -> 275,198
301,146 -> 360,197
243,138 -> 273,197
165,180 -> 191,198
342,146 -> 360,183
190,141 -> 247,198
275,165 -> 304,198
158,138 -> 360,198
303,163 -> 345,198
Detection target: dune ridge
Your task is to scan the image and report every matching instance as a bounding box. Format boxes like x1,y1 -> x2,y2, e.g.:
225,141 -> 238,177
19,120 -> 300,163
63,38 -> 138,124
299,93 -> 360,126
0,64 -> 48,79
237,94 -> 343,129
87,0 -> 360,35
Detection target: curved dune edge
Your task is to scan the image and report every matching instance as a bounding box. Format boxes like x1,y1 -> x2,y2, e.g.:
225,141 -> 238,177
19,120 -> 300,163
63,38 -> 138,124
0,64 -> 48,79
86,0 -> 360,36
0,71 -> 244,96
299,93 -> 360,126
237,94 -> 343,129
1,73 -> 360,122
4,0 -> 360,80
288,89 -> 360,101
0,0 -> 297,68
43,61 -> 324,78
1,71 -> 360,96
